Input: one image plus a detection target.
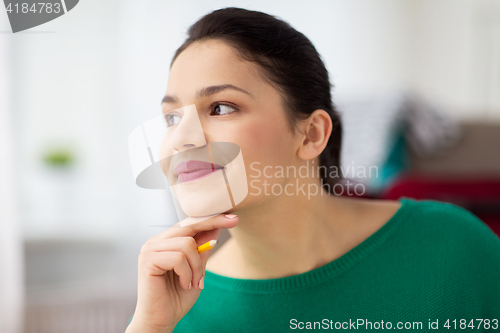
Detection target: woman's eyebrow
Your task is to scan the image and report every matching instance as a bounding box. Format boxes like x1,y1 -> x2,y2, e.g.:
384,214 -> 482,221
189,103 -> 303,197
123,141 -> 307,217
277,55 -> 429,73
161,84 -> 254,105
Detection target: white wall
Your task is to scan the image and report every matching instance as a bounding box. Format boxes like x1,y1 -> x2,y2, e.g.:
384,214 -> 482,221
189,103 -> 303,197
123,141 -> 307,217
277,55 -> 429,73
5,0 -> 175,242
408,0 -> 500,120
0,15 -> 24,333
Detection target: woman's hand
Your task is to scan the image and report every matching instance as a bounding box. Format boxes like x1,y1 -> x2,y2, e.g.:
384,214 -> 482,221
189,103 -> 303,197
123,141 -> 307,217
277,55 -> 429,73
126,214 -> 239,333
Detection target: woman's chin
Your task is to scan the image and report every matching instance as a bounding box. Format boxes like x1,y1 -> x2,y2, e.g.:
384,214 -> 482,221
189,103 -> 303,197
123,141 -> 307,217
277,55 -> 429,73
175,187 -> 234,217
179,199 -> 232,217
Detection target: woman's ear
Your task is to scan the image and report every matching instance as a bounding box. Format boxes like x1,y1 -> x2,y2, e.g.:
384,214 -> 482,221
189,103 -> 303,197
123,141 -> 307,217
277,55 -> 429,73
297,109 -> 332,161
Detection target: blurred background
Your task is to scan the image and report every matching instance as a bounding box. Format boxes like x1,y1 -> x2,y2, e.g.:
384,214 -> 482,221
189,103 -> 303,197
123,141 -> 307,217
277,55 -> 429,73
1,0 -> 499,332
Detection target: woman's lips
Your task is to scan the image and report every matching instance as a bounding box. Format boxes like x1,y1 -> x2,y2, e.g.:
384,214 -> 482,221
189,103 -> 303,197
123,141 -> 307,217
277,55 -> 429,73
175,160 -> 224,184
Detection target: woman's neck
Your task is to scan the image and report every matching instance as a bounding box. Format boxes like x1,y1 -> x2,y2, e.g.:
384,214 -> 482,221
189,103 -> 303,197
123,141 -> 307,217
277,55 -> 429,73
219,180 -> 364,279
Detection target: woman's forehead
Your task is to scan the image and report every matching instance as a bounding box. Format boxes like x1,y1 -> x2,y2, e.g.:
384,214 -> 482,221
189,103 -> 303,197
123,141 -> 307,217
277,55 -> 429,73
166,40 -> 270,102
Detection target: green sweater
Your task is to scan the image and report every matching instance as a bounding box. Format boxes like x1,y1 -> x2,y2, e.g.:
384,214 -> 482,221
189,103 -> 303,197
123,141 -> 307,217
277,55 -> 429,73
130,197 -> 500,332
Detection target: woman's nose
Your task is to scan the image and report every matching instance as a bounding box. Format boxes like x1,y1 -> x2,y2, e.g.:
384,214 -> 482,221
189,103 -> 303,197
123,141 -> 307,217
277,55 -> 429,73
171,106 -> 206,152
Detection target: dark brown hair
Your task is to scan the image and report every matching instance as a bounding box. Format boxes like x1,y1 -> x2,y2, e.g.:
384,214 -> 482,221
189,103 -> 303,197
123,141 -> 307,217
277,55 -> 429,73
171,7 -> 343,192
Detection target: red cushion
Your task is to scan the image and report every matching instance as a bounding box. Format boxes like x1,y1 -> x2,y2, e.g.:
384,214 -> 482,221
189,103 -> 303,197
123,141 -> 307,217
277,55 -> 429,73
380,173 -> 500,237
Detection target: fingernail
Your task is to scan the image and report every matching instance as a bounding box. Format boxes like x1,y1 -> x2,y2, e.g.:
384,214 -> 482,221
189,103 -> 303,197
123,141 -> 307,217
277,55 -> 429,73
225,214 -> 237,219
198,276 -> 204,289
188,282 -> 191,290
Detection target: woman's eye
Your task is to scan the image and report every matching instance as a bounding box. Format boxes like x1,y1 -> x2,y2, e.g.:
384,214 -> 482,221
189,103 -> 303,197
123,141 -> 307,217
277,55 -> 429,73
211,103 -> 237,116
165,114 -> 181,127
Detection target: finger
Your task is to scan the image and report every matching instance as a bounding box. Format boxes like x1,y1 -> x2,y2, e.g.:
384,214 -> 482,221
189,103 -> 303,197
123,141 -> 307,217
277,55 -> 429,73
193,228 -> 221,250
193,228 -> 222,289
152,213 -> 238,241
140,251 -> 193,291
152,237 -> 204,289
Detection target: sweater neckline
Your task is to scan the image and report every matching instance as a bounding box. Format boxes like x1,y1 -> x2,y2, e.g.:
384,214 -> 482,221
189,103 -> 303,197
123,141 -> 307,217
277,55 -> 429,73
205,197 -> 415,293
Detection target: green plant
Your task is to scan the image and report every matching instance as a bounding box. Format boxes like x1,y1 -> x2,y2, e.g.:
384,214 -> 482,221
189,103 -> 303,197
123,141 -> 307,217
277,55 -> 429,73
42,148 -> 74,167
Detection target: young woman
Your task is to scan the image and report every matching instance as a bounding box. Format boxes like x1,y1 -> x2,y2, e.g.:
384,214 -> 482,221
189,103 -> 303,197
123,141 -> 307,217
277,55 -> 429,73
126,7 -> 500,333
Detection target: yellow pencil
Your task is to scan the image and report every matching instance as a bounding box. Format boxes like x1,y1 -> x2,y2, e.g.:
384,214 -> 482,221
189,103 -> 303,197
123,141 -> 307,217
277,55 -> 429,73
197,240 -> 218,253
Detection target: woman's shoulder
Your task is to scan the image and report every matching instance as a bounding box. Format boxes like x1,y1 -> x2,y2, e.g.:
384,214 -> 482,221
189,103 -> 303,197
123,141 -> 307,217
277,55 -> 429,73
402,197 -> 489,228
400,197 -> 500,251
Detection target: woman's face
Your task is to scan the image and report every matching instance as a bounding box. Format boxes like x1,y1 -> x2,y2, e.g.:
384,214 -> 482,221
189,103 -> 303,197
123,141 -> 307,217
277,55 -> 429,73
161,39 -> 302,215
